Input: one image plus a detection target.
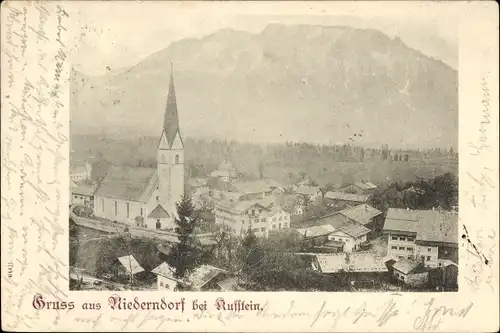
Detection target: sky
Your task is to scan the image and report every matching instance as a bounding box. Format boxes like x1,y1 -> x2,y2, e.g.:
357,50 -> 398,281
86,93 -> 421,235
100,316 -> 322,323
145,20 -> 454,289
71,1 -> 459,76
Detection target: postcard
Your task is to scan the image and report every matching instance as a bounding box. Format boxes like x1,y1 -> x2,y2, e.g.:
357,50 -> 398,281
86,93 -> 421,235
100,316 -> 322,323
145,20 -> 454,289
1,1 -> 498,331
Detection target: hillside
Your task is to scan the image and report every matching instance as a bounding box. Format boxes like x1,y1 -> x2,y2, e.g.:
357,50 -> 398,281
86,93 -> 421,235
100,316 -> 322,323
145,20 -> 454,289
70,24 -> 458,149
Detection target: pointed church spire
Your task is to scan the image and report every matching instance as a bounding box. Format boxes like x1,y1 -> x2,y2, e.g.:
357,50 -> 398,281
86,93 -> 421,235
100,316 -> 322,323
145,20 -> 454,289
163,62 -> 180,148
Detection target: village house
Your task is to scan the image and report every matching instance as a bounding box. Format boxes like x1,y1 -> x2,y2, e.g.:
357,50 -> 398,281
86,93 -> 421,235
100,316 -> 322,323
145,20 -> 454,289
312,252 -> 389,287
339,181 -> 378,195
338,204 -> 383,236
214,196 -> 291,238
151,262 -> 228,291
324,191 -> 370,208
383,208 -> 458,268
295,185 -> 322,204
296,224 -> 344,252
392,259 -> 428,287
70,163 -> 91,182
300,213 -> 371,252
71,183 -> 95,208
92,67 -> 184,231
275,194 -> 304,216
111,255 -> 146,284
209,160 -> 238,183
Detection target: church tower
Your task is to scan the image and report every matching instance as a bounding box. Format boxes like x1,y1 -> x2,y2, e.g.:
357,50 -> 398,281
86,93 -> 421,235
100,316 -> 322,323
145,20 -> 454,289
157,63 -> 184,217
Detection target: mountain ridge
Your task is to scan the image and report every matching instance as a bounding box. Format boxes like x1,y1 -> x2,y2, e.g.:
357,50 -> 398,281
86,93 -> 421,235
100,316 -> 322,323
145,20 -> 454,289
70,24 -> 458,149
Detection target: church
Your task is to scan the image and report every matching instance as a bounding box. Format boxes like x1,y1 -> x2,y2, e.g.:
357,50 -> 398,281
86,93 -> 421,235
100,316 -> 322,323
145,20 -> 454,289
93,66 -> 184,230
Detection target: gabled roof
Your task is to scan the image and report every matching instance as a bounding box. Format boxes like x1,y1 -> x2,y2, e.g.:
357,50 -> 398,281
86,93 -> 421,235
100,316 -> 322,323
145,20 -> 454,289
336,222 -> 371,238
72,184 -> 95,196
296,185 -> 320,196
162,64 -> 181,149
233,180 -> 272,194
117,255 -> 145,275
316,252 -> 388,273
383,208 -> 458,244
393,259 -> 420,275
339,204 -> 382,225
324,191 -> 370,203
94,166 -> 158,202
315,213 -> 352,229
152,263 -> 227,289
296,224 -> 335,238
352,181 -> 378,190
148,204 -> 170,218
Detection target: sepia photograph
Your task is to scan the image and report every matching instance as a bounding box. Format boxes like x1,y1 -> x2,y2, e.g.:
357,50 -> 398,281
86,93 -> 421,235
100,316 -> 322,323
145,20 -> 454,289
68,10 -> 459,293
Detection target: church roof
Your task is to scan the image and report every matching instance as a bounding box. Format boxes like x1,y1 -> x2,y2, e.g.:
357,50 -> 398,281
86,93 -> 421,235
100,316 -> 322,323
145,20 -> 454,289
148,204 -> 170,218
94,166 -> 158,202
162,64 -> 181,149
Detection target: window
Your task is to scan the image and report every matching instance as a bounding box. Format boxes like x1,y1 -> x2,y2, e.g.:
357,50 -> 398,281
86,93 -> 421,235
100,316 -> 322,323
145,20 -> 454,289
260,228 -> 265,232
141,208 -> 143,216
160,281 -> 164,287
392,236 -> 398,241
175,154 -> 180,164
407,247 -> 413,251
408,256 -> 412,260
255,218 -> 259,223
156,196 -> 159,202
278,223 -> 282,229
399,237 -> 405,241
401,276 -> 405,281
126,203 -> 130,218
407,237 -> 414,242
261,218 -> 265,222
391,246 -> 397,250
252,209 -> 255,216
399,247 -> 405,250
114,201 -> 118,216
427,247 -> 432,252
283,223 -> 288,228
426,256 -> 431,261
156,219 -> 161,230
398,256 -> 404,259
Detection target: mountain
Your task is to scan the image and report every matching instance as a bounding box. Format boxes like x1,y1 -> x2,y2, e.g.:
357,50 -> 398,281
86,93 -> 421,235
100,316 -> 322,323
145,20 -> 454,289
70,24 -> 458,149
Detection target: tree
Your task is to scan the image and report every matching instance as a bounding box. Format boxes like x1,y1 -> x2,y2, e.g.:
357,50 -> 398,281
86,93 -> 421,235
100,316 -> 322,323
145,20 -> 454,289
239,228 -> 261,275
167,195 -> 204,280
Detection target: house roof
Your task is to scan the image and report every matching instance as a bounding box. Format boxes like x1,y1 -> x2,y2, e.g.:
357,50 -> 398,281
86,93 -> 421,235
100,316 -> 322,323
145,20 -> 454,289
148,204 -> 170,218
337,222 -> 371,238
210,170 -> 231,178
233,180 -> 272,194
315,213 -> 352,229
383,208 -> 458,245
340,204 -> 382,225
316,254 -> 346,273
296,224 -> 335,238
347,252 -> 388,272
188,178 -> 207,187
152,263 -> 227,289
94,166 -> 158,202
296,185 -> 320,196
353,181 -> 378,190
393,259 -> 420,275
72,184 -> 95,196
324,191 -> 369,203
70,166 -> 86,174
117,255 -> 145,275
316,252 -> 388,273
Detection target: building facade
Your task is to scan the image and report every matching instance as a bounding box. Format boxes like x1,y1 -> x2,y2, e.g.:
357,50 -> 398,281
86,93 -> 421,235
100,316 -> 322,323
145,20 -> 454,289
214,198 -> 291,238
383,208 -> 458,268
